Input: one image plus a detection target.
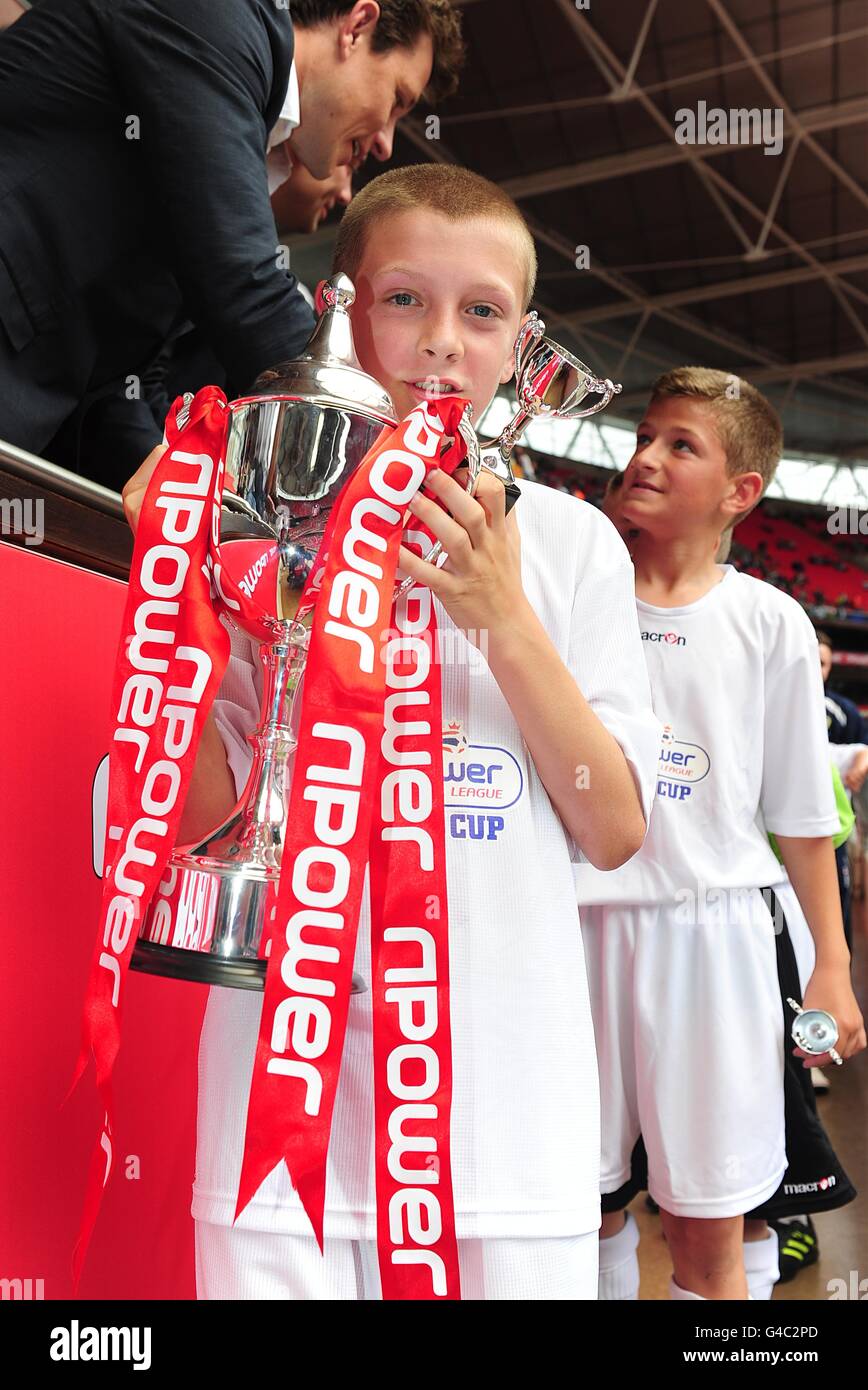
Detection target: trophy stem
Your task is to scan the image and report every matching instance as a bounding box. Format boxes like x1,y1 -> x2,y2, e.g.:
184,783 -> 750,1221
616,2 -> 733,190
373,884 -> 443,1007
181,624 -> 308,874
236,631 -> 308,866
497,406 -> 533,460
475,408 -> 531,496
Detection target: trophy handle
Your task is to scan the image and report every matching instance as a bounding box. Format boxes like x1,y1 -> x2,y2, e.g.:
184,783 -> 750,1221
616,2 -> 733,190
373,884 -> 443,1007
514,312 -> 546,383
567,375 -> 623,419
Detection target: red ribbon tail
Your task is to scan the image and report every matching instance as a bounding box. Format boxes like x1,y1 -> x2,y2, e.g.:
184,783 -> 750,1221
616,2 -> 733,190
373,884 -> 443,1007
61,1041 -> 92,1111
71,1101 -> 115,1294
233,1149 -> 327,1254
232,1147 -> 276,1227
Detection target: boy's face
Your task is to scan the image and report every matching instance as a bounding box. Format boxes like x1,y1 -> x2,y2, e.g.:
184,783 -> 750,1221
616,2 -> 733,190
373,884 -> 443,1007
619,396 -> 760,539
349,209 -> 528,426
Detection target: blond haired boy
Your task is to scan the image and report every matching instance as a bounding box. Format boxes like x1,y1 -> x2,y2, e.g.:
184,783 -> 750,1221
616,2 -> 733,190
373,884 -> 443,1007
578,368 -> 865,1300
123,164 -> 661,1300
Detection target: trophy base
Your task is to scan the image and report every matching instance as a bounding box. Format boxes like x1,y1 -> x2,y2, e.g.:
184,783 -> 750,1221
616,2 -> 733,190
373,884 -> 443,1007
129,940 -> 368,994
130,940 -> 268,990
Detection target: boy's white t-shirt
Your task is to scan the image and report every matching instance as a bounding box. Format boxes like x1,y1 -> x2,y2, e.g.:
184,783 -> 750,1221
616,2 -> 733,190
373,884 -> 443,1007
574,564 -> 840,906
191,480 -> 662,1239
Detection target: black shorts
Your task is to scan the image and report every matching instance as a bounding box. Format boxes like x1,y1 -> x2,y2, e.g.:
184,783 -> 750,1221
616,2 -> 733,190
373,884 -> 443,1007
601,889 -> 857,1220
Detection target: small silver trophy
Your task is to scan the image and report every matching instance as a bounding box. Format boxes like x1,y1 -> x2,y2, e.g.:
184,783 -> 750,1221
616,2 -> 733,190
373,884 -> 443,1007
397,312 -> 622,595
481,311 -> 622,499
787,998 -> 843,1065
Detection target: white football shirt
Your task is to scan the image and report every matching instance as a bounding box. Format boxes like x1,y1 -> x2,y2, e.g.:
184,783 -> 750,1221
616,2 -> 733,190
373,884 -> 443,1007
574,564 -> 840,906
192,481 -> 661,1238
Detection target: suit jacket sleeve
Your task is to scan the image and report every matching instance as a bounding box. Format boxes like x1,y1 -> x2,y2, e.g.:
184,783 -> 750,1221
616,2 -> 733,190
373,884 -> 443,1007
103,0 -> 315,390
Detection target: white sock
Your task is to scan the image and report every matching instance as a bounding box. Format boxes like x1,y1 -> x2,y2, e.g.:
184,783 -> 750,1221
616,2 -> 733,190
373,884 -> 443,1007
670,1279 -> 755,1300
669,1276 -> 706,1300
598,1210 -> 640,1300
743,1226 -> 779,1300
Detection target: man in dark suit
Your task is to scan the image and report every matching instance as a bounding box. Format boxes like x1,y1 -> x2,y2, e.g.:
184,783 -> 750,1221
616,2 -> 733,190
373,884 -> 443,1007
0,0 -> 464,478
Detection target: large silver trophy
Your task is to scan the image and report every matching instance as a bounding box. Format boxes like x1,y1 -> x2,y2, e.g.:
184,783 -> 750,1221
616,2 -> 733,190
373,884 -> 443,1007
130,274 -> 398,989
129,282 -> 622,989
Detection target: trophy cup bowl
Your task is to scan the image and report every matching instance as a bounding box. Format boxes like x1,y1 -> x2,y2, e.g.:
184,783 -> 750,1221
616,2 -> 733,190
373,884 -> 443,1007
479,311 -> 622,494
130,274 -> 401,990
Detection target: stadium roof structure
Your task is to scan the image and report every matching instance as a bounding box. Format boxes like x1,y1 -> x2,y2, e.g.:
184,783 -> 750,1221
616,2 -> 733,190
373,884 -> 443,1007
287,0 -> 868,504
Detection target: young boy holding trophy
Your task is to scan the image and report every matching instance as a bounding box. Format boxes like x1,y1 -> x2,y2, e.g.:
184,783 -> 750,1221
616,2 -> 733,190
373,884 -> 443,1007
122,163 -> 661,1300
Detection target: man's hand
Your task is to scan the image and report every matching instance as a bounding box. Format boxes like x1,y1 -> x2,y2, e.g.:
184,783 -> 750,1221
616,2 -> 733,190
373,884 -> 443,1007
121,442 -> 236,537
121,443 -> 168,536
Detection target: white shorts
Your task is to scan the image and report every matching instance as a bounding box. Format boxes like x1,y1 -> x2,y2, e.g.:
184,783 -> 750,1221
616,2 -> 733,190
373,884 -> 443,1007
581,888 -> 786,1219
194,1222 -> 599,1300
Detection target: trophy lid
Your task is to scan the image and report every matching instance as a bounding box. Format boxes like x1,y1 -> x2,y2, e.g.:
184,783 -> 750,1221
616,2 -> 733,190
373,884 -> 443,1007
250,273 -> 396,423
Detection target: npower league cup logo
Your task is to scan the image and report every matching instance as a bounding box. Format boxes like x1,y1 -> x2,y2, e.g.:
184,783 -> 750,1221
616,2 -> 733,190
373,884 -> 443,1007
442,721 -> 523,842
657,723 -> 711,803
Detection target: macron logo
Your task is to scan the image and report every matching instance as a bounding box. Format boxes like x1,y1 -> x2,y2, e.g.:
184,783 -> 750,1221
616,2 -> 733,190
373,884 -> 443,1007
641,630 -> 686,647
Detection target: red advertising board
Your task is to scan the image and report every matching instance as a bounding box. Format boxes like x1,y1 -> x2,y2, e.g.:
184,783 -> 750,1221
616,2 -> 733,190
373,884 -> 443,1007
0,542 -> 206,1300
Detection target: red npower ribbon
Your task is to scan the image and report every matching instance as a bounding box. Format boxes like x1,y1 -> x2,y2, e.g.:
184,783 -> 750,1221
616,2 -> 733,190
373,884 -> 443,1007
65,384 -> 470,1300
